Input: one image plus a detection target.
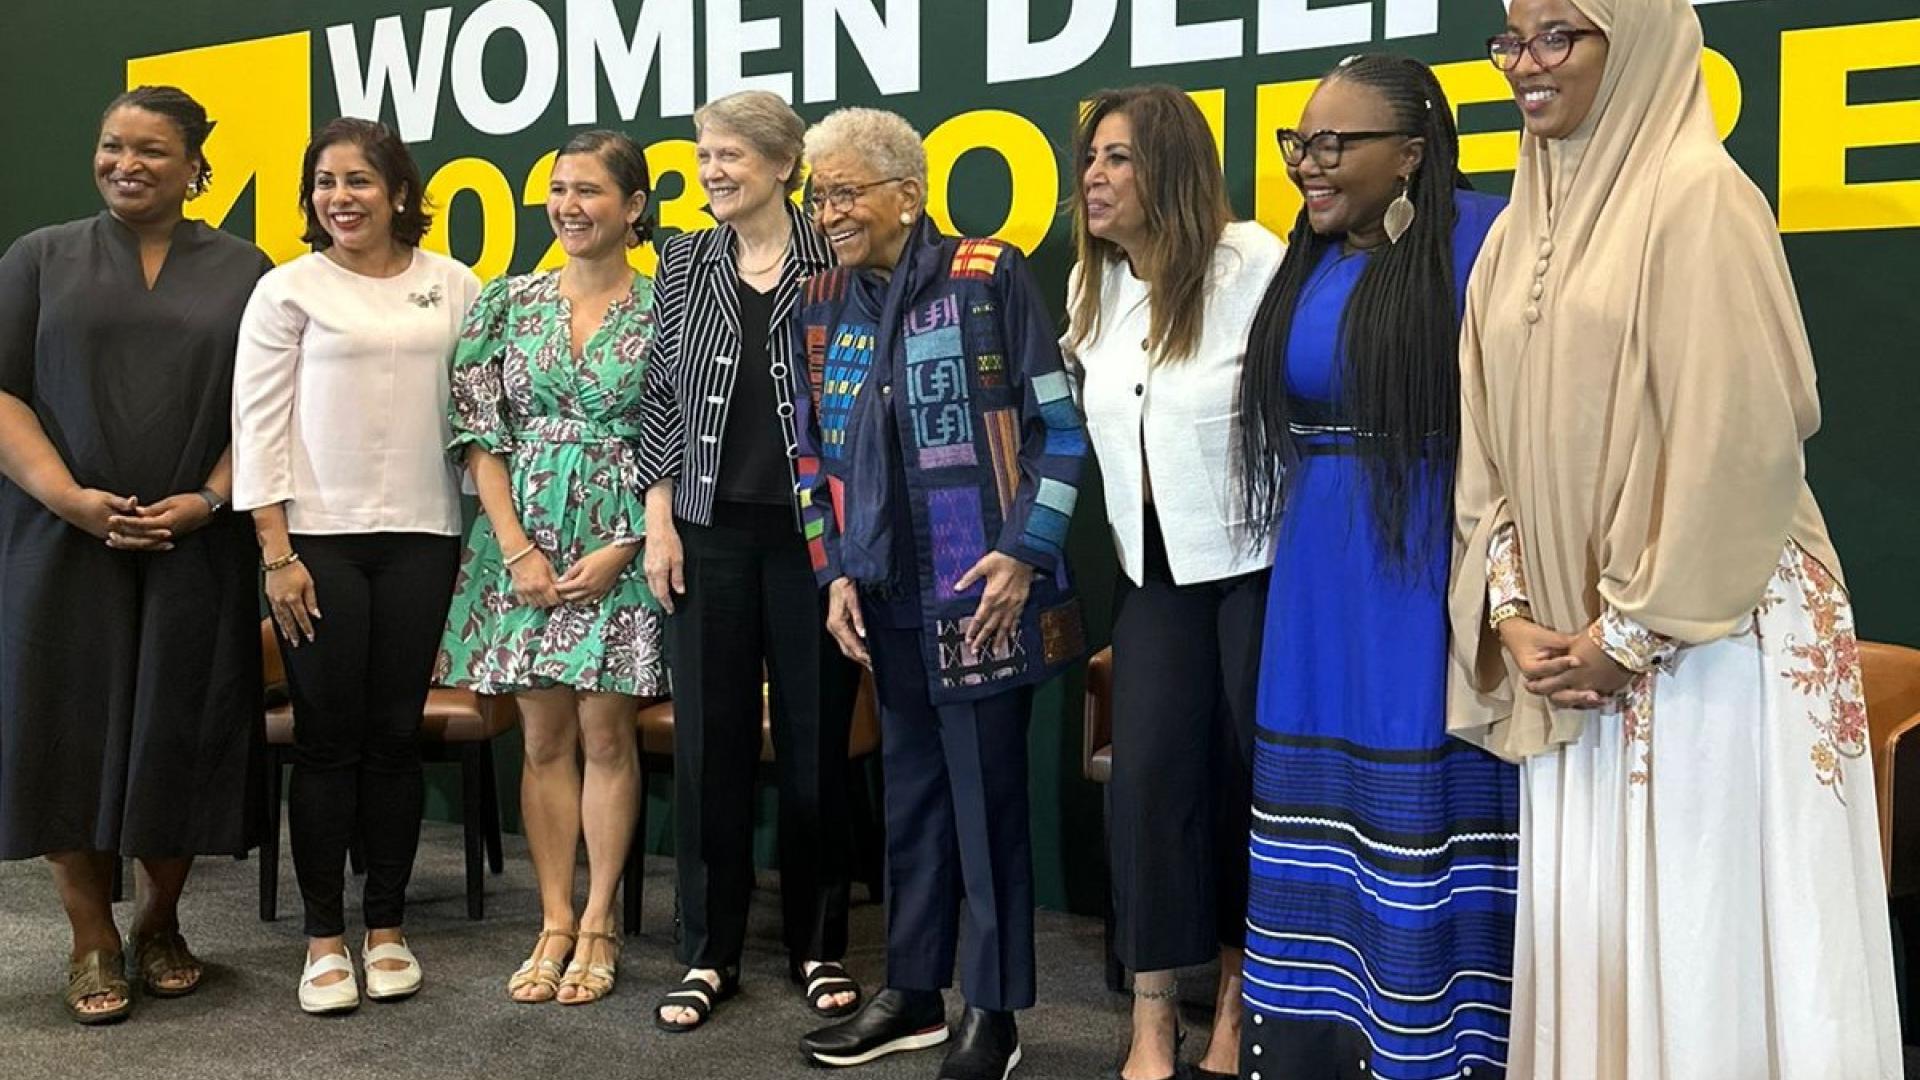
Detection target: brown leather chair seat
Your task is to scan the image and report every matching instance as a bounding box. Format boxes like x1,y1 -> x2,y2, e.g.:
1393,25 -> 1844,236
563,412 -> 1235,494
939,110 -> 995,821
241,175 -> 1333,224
1863,641 -> 1920,891
633,679 -> 880,761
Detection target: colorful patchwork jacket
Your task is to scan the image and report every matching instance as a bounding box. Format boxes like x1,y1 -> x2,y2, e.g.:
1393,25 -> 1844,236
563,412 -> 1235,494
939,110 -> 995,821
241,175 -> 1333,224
791,219 -> 1089,704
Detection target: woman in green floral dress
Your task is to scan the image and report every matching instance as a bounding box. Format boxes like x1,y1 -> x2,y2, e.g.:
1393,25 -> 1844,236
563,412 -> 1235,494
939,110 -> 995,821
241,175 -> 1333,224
435,131 -> 665,1007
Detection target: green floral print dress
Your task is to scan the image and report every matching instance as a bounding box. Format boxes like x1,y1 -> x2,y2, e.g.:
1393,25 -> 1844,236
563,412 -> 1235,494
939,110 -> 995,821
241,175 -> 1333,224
434,270 -> 667,696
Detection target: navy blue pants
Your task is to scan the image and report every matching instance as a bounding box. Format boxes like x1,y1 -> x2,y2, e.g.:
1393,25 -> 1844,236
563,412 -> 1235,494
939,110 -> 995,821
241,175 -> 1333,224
867,620 -> 1035,1012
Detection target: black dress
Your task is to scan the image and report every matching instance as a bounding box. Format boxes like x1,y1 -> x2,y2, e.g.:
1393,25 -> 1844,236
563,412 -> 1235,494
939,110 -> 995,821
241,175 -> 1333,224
0,212 -> 272,860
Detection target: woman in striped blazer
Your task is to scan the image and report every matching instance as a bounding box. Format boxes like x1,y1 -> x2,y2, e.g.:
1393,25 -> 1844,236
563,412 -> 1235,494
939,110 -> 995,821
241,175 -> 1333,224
635,90 -> 864,1033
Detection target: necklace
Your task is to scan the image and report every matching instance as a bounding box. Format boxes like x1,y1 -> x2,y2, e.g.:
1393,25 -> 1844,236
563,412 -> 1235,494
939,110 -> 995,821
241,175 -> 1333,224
737,234 -> 790,276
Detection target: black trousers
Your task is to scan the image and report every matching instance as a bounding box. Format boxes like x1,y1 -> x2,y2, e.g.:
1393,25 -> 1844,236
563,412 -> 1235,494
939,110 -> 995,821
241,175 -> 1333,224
668,503 -> 860,969
281,532 -> 458,939
1107,510 -> 1265,971
868,619 -> 1036,1012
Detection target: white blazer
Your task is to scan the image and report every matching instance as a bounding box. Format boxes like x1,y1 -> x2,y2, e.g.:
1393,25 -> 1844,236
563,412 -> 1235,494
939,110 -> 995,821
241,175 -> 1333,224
1068,221 -> 1284,586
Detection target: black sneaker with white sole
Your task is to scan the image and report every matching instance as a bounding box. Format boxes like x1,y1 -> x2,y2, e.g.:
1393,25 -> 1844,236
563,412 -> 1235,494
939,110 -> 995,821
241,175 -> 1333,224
938,1007 -> 1020,1080
801,987 -> 949,1067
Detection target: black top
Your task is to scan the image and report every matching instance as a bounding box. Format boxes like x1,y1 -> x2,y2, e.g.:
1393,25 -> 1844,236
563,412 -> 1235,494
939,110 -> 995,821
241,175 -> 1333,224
635,202 -> 837,527
0,213 -> 273,501
0,211 -> 273,860
714,278 -> 792,505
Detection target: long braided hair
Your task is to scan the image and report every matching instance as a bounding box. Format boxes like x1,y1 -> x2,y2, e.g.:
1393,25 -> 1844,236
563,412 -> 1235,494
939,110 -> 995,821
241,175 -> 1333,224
1236,54 -> 1470,574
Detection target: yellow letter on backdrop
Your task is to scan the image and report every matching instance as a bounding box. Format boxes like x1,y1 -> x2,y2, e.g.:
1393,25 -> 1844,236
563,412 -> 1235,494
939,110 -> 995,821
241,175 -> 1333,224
424,158 -> 516,281
925,110 -> 1058,254
127,33 -> 311,264
1781,19 -> 1920,234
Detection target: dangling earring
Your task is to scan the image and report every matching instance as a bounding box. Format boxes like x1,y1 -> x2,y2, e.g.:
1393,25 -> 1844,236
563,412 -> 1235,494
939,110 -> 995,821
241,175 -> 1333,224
185,177 -> 204,201
1383,177 -> 1415,245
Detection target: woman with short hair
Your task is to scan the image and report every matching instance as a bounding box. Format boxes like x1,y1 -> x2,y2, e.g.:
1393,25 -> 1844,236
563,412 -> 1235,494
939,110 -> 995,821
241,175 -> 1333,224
636,89 -> 863,1032
232,116 -> 480,1015
436,129 -> 667,1007
0,84 -> 272,1025
792,106 -> 1089,1080
1064,84 -> 1282,1080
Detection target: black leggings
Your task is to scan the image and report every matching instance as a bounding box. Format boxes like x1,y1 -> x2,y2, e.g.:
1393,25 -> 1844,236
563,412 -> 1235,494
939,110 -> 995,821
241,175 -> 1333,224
280,532 -> 458,938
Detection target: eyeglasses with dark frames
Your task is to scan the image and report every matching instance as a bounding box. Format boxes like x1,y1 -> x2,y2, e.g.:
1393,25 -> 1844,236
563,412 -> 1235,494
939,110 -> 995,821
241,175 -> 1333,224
805,176 -> 908,215
1486,28 -> 1604,72
1275,128 -> 1414,170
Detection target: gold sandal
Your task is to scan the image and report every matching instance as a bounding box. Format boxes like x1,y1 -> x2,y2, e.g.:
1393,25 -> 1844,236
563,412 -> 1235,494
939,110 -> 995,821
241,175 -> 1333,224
506,928 -> 574,1003
557,930 -> 620,1006
130,928 -> 203,998
65,946 -> 131,1025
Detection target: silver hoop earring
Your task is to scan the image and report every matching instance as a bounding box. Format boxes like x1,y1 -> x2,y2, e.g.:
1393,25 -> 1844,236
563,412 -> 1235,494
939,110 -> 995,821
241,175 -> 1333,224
1383,178 -> 1415,245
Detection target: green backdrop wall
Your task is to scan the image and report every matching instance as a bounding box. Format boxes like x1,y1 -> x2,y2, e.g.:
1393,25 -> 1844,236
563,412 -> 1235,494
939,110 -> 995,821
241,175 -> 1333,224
3,0 -> 1915,914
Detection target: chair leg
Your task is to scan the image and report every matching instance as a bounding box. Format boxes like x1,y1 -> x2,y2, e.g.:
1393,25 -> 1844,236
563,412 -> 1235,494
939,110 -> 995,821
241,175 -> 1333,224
110,858 -> 126,905
461,743 -> 486,921
624,764 -> 649,937
480,742 -> 504,875
1102,806 -> 1125,993
261,751 -> 283,922
849,755 -> 885,905
347,837 -> 366,876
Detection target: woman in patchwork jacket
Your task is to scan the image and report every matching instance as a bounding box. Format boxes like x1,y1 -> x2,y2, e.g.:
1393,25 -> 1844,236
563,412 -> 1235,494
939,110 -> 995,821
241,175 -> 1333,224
790,107 -> 1087,1080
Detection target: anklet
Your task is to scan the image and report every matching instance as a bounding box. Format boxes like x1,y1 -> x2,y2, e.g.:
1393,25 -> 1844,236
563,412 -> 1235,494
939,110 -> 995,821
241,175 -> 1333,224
1132,984 -> 1179,1001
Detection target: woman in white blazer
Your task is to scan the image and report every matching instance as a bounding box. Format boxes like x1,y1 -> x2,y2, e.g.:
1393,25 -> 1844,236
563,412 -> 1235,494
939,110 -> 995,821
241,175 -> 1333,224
1064,86 -> 1282,1080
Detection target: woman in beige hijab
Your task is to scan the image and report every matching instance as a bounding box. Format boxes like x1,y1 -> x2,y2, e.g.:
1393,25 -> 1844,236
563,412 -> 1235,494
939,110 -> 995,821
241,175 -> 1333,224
1450,0 -> 1902,1075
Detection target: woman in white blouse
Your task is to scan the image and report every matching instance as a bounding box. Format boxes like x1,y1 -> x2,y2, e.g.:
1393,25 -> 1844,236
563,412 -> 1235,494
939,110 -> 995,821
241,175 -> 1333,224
231,118 -> 480,1015
1064,86 -> 1282,1080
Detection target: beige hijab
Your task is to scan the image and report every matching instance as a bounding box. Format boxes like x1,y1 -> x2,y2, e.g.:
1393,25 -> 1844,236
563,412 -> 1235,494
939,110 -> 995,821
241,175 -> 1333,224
1447,0 -> 1840,761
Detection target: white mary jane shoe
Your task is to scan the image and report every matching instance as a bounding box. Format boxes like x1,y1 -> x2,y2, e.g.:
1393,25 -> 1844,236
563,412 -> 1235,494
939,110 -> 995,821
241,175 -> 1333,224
362,935 -> 423,1002
299,947 -> 360,1015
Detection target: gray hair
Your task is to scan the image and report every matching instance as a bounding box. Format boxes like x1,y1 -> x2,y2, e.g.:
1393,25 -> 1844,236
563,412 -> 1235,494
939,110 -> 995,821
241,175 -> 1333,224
803,107 -> 927,186
693,90 -> 806,193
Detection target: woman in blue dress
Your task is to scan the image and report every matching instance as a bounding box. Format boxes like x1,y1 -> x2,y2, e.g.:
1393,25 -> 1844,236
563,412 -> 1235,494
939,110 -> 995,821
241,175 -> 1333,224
1233,55 -> 1519,1079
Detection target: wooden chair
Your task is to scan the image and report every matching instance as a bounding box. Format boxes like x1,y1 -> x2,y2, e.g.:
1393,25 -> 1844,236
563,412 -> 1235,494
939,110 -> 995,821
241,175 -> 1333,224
1083,646 -> 1125,992
1864,641 -> 1920,893
258,620 -> 513,922
620,673 -> 884,935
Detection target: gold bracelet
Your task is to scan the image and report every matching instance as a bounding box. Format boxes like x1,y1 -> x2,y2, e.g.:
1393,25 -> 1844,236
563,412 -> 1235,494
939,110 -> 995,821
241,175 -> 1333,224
262,551 -> 301,572
503,543 -> 537,567
1488,600 -> 1531,630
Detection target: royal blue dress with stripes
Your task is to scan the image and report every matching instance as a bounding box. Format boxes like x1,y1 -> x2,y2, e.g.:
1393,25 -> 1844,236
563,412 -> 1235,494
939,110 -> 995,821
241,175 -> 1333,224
1239,188 -> 1519,1080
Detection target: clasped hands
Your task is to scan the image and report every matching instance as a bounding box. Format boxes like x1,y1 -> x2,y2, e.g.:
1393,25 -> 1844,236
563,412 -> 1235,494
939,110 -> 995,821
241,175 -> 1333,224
825,551 -> 1033,669
61,486 -> 213,552
508,540 -> 636,609
1497,616 -> 1633,709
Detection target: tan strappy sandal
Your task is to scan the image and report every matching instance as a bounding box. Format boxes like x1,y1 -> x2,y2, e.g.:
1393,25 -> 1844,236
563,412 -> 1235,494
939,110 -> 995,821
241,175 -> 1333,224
131,928 -> 203,998
65,946 -> 131,1025
506,928 -> 574,1003
557,930 -> 620,1006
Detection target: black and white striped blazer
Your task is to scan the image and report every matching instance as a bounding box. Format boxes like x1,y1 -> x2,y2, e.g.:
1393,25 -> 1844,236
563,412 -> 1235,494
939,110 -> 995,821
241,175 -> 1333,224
636,200 -> 836,527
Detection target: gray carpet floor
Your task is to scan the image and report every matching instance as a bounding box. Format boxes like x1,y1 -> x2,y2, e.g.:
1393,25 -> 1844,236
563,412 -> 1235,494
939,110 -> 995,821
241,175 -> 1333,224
0,821 -> 1226,1080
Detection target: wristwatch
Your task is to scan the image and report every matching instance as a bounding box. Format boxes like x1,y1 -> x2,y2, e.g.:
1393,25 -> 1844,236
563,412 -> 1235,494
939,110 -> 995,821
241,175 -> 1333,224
196,486 -> 228,513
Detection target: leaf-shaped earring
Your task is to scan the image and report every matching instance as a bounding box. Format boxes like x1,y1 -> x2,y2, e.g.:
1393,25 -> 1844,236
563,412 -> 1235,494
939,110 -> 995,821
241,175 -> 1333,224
1383,178 -> 1415,245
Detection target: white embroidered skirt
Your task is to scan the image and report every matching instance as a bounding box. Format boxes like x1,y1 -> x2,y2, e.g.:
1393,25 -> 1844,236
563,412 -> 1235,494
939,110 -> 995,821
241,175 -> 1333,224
1511,544 -> 1902,1079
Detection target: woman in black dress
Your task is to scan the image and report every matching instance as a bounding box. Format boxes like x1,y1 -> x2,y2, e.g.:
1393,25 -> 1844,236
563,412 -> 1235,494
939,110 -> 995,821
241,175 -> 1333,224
0,86 -> 272,1024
